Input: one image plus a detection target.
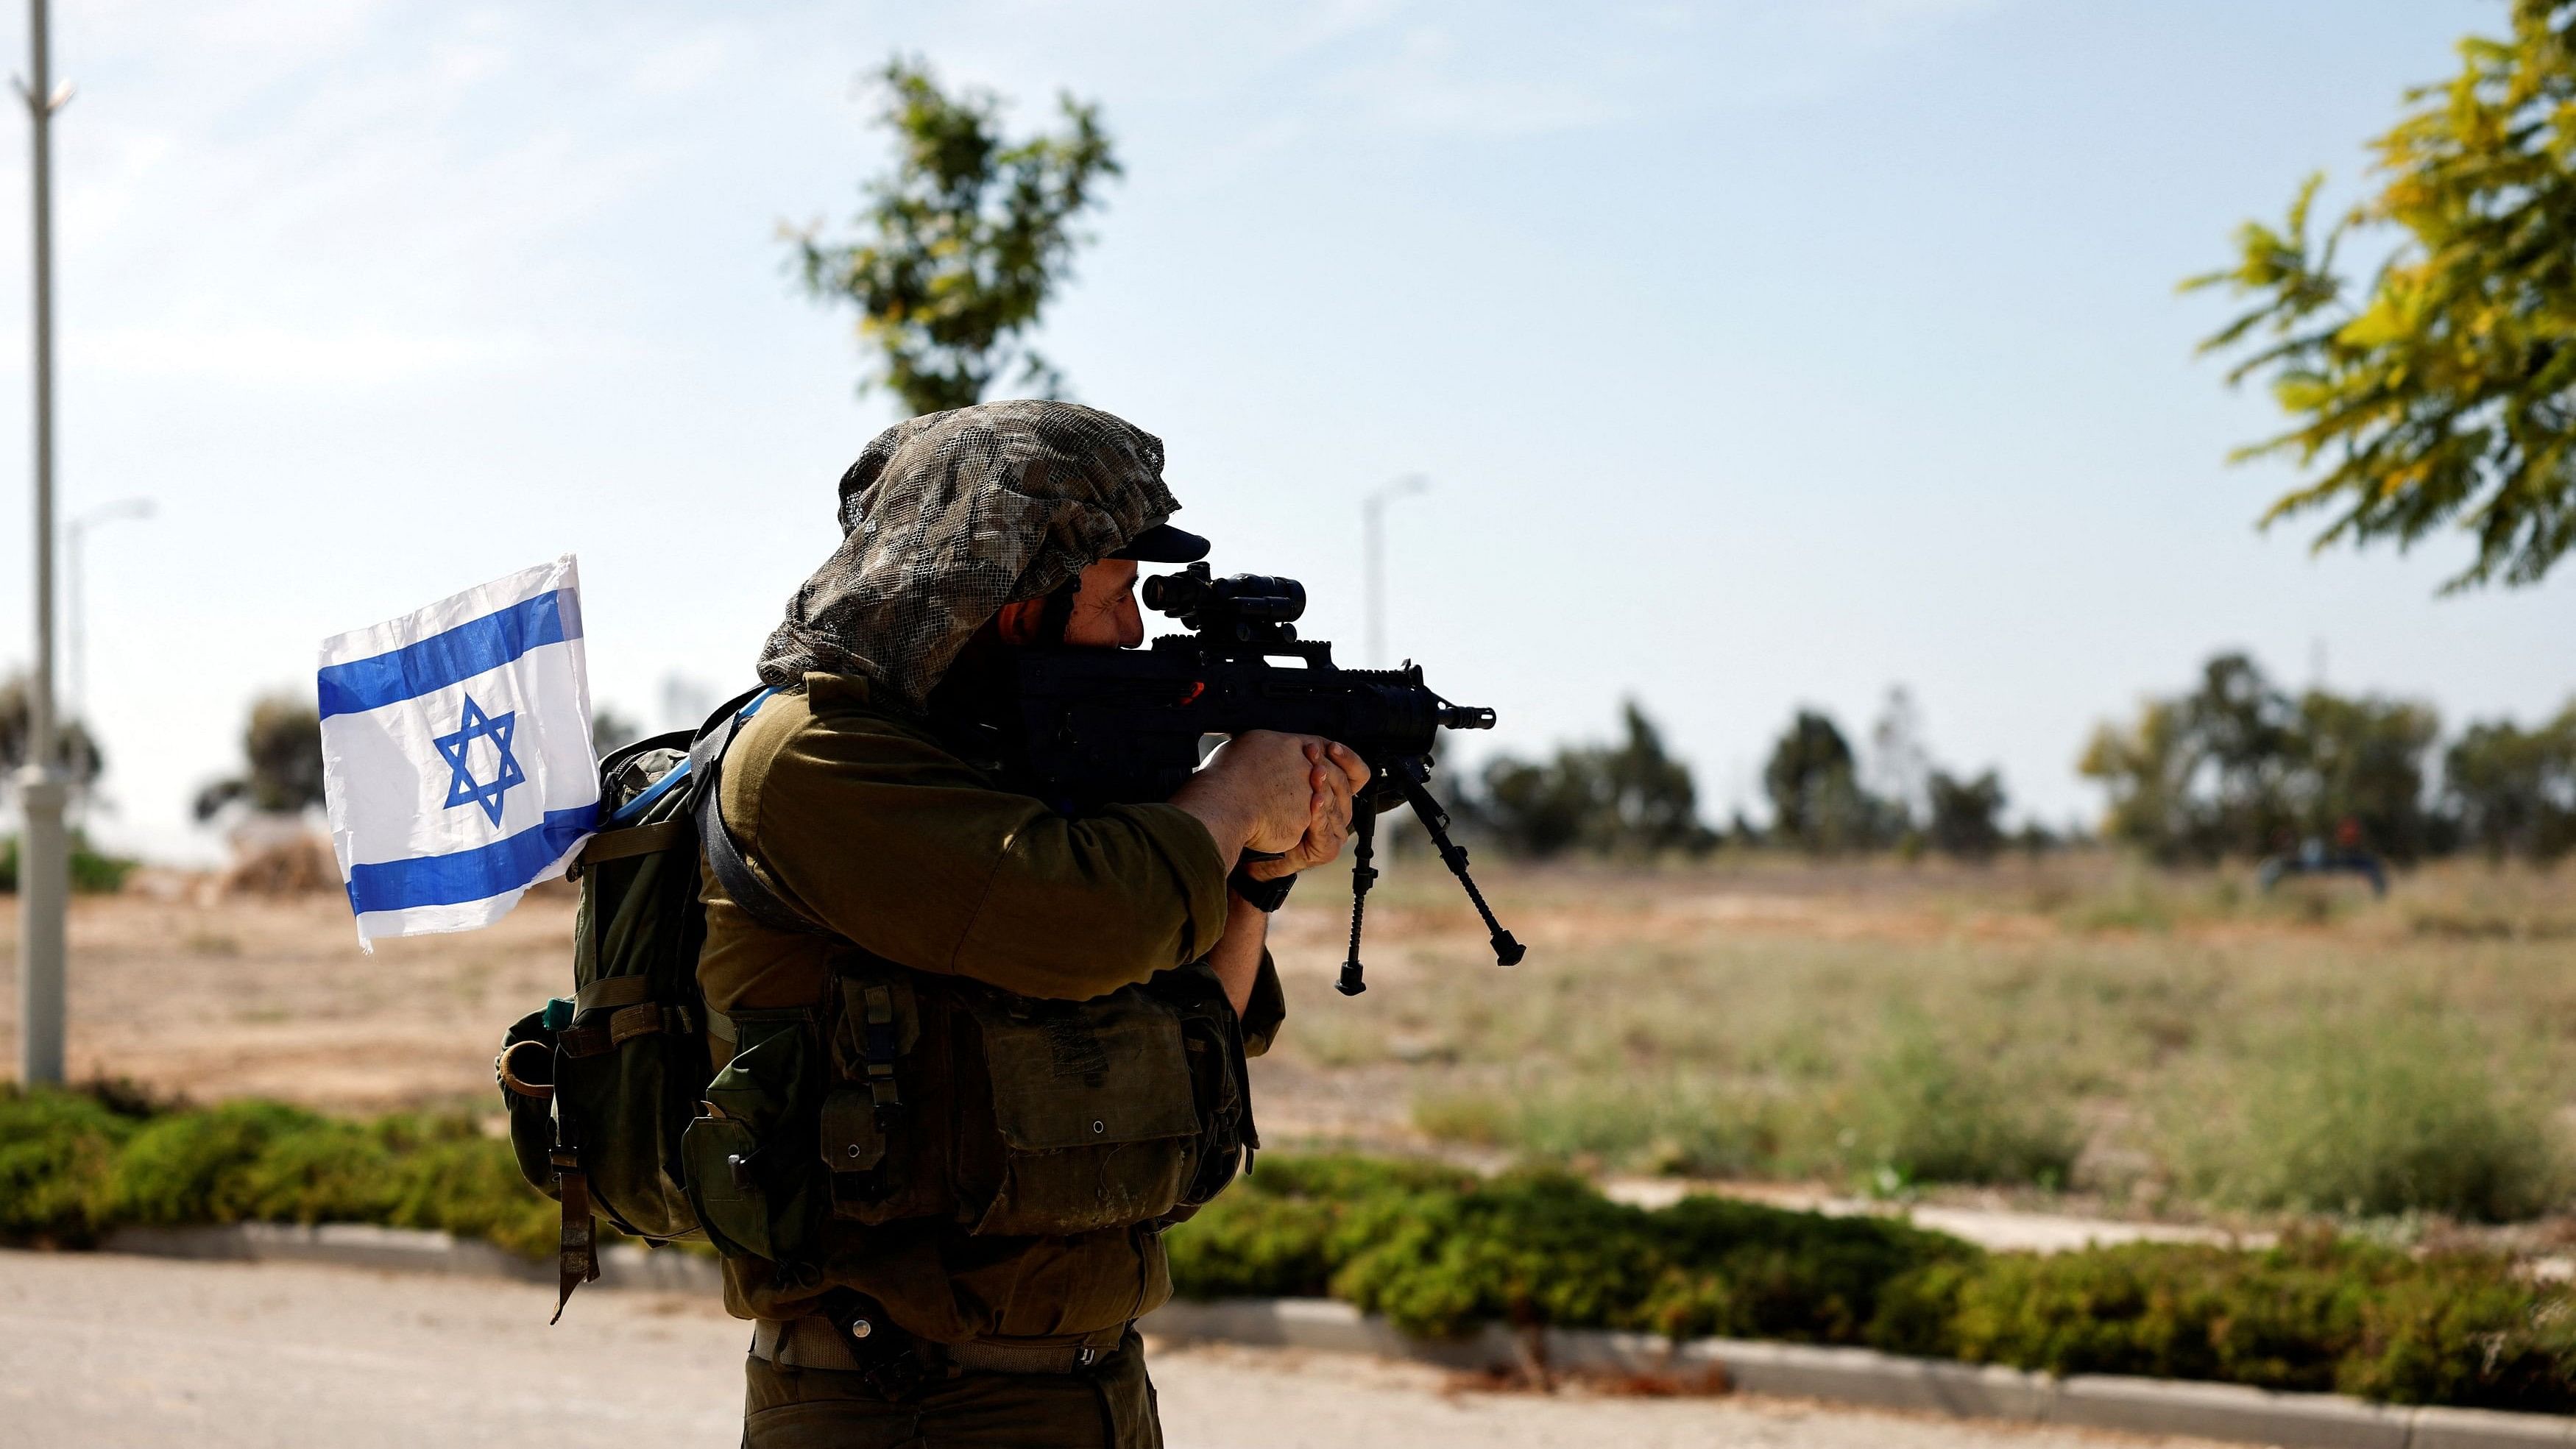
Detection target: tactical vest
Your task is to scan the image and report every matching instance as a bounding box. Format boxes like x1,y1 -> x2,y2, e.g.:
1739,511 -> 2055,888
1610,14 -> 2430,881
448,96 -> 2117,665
497,689 -> 1255,1311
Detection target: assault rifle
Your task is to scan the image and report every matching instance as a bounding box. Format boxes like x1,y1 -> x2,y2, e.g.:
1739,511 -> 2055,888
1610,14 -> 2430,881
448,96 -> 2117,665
1012,562 -> 1524,993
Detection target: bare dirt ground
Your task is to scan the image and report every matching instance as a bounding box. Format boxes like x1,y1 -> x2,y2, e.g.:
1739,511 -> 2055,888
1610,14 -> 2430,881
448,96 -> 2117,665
0,1250 -> 2238,1449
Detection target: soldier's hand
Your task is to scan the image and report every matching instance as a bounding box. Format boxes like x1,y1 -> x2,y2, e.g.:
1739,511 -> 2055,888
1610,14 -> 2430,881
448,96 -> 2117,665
1174,729 -> 1341,863
1246,741 -> 1370,880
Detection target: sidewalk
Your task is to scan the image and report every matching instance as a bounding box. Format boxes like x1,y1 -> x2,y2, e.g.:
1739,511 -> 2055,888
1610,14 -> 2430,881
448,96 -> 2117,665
0,1249 -> 2237,1449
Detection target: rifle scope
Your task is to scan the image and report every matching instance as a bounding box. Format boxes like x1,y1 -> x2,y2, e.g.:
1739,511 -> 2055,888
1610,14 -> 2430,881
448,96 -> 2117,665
1142,564 -> 1306,634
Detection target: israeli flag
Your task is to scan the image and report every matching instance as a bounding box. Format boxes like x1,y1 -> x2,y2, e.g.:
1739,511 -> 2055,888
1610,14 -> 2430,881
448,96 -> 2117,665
318,556 -> 598,948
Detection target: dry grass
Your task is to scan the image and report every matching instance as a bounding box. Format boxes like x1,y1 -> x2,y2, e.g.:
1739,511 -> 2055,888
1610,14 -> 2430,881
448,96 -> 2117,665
1259,851 -> 2576,1221
3,850 -> 2569,1223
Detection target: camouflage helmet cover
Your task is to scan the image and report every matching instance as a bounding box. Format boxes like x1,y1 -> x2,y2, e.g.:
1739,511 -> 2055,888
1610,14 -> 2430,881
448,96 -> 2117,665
755,400 -> 1181,708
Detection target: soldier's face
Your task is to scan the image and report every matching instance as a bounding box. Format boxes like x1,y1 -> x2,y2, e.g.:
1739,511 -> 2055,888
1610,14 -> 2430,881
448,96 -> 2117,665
1063,559 -> 1144,649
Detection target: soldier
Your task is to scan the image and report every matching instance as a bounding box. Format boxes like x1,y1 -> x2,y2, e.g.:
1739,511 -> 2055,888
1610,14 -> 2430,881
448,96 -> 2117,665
696,400 -> 1366,1446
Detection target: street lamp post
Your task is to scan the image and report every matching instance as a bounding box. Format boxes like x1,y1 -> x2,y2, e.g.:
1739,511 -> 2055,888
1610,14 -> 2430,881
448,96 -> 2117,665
17,0 -> 71,1085
1362,475 -> 1428,667
68,498 -> 153,725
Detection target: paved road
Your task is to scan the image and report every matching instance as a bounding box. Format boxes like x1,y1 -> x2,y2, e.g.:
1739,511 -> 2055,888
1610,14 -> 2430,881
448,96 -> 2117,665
0,1250 -> 2228,1448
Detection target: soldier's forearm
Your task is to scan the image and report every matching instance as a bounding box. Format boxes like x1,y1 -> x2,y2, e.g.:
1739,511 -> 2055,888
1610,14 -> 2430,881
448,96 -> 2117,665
1209,893 -> 1268,1016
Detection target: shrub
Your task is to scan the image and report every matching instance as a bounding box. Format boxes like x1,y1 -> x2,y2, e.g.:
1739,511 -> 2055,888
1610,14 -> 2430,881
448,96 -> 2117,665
0,1086 -> 139,1241
1924,1228 -> 2576,1411
380,1136 -> 559,1261
1841,1026 -> 2081,1190
2173,1021 -> 2566,1220
110,1099 -> 328,1225
1176,1161 -> 1978,1343
1164,1152 -> 2574,1413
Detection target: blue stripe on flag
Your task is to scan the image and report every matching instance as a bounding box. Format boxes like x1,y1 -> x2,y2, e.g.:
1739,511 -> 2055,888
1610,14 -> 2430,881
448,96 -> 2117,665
317,589 -> 582,720
344,805 -> 598,915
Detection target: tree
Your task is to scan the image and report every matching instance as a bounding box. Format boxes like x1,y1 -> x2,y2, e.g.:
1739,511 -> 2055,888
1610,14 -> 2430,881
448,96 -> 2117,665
1476,701 -> 1713,858
1478,754 -> 1596,859
2294,691 -> 2444,862
1925,770 -> 2007,862
1763,709 -> 1890,853
194,693 -> 325,821
790,58 -> 1122,417
2190,1 -> 2576,588
1593,703 -> 1713,854
0,673 -> 101,802
2444,706 -> 2576,860
591,706 -> 643,756
2080,652 -> 2446,861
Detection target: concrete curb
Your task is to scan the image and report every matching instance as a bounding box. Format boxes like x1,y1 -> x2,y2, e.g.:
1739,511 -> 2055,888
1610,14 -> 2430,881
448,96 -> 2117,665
99,1223 -> 725,1294
1140,1299 -> 2574,1449
90,1228 -> 2573,1448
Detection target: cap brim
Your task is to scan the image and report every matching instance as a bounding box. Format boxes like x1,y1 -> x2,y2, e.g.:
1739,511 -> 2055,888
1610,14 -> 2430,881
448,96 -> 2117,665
1111,522 -> 1210,563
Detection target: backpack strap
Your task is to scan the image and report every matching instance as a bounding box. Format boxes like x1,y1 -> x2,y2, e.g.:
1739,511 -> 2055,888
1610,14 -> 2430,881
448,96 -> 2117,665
690,687 -> 832,938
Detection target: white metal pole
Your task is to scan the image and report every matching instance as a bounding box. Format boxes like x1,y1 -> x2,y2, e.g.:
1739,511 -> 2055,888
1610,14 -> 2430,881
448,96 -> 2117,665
18,0 -> 69,1086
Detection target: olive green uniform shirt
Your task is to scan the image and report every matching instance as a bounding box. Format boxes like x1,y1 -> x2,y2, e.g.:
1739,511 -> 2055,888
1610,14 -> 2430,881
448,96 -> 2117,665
698,672 -> 1284,1341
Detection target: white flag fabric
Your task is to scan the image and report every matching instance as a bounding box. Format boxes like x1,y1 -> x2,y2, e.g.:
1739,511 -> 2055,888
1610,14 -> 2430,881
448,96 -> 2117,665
318,556 -> 598,947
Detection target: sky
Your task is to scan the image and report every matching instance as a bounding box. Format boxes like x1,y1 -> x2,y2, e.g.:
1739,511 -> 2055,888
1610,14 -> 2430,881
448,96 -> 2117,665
0,0 -> 2564,862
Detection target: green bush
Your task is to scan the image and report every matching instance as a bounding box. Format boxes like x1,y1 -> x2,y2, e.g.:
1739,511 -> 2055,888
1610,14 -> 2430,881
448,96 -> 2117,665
380,1136 -> 558,1261
1167,1149 -> 2575,1413
2173,1021 -> 2567,1220
1175,1160 -> 1976,1342
0,1085 -> 140,1241
7,1088 -> 2571,1414
110,1099 -> 329,1225
1843,1025 -> 2081,1190
1922,1229 -> 2576,1410
0,831 -> 143,893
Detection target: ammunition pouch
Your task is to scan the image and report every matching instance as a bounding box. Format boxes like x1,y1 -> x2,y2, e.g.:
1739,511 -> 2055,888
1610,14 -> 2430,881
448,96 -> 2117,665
682,953 -> 1256,1258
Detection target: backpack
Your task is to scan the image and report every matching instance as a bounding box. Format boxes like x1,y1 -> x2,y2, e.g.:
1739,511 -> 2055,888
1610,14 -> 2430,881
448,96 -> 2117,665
494,686 -> 770,1319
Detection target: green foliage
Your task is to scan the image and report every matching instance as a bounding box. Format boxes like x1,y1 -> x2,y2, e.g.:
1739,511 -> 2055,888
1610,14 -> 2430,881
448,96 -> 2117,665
1167,1155 -> 2572,1411
1934,1232 -> 2576,1409
2171,1020 -> 2566,1221
791,57 -> 1121,417
2190,1 -> 2576,588
2444,704 -> 2576,860
1843,1024 -> 2081,1191
590,706 -> 644,756
0,1088 -> 562,1262
1476,701 -> 1715,858
0,672 -> 105,798
1764,710 -> 1883,852
1925,770 -> 2006,861
0,1085 -> 139,1241
0,829 -> 142,893
5,1090 -> 2569,1413
108,1099 -> 330,1225
380,1135 -> 560,1261
191,692 -> 325,821
2081,651 -> 2444,862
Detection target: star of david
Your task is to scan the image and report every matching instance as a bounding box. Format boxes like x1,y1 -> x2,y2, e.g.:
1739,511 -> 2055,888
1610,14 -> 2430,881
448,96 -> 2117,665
434,692 -> 526,826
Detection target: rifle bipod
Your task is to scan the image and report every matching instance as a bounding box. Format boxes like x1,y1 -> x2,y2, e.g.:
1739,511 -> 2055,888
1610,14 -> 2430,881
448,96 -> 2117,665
1337,763 -> 1524,997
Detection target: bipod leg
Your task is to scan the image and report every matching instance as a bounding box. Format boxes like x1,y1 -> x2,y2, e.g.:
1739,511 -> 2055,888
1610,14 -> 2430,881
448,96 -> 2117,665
1396,776 -> 1526,968
1337,807 -> 1379,996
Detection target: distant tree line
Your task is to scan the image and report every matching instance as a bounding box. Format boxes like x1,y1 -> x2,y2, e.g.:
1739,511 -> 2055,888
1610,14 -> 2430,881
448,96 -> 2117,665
1467,692 -> 2022,862
158,657 -> 2576,872
2082,651 -> 2576,863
